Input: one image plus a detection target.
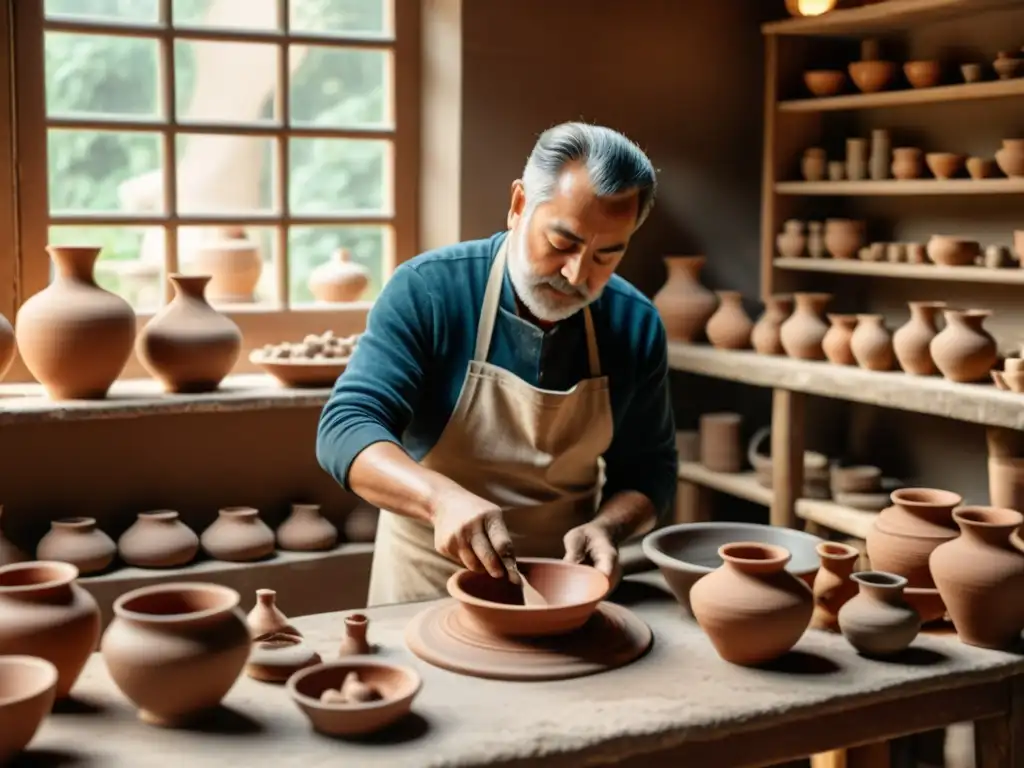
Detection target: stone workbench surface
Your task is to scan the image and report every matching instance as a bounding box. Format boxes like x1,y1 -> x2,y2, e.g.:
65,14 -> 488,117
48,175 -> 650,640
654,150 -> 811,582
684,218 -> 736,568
23,575 -> 1024,767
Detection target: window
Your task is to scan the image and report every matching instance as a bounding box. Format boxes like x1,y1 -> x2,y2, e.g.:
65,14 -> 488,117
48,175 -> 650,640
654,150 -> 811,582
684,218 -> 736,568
6,0 -> 418,356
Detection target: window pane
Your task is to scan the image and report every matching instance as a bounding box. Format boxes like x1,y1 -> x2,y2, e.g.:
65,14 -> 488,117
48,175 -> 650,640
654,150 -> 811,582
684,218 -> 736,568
178,226 -> 278,308
289,138 -> 389,214
172,0 -> 279,31
44,0 -> 160,24
290,0 -> 391,37
290,46 -> 390,129
48,225 -> 161,311
45,33 -> 160,119
289,225 -> 387,305
176,135 -> 277,215
175,41 -> 279,124
48,130 -> 164,215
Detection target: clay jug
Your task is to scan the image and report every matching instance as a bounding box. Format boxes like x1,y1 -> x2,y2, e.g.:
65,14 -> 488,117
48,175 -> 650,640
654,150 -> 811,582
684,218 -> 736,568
247,588 -> 300,638
15,246 -> 135,400
117,510 -> 199,568
0,312 -> 14,381
824,219 -> 865,260
865,487 -> 962,588
780,292 -> 832,360
822,314 -> 857,366
100,582 -> 251,726
36,517 -> 116,575
893,301 -> 944,376
200,506 -> 275,562
705,291 -> 753,350
276,503 -> 338,552
837,571 -> 920,657
775,220 -> 806,259
850,314 -> 894,371
0,505 -> 28,566
891,147 -> 923,180
930,309 -> 997,383
811,542 -> 860,632
309,248 -> 370,303
136,274 -> 242,393
751,295 -> 793,355
338,613 -> 372,656
930,506 -> 1024,650
0,561 -> 101,699
190,230 -> 263,303
652,256 -> 717,343
690,542 -> 813,666
344,506 -> 379,543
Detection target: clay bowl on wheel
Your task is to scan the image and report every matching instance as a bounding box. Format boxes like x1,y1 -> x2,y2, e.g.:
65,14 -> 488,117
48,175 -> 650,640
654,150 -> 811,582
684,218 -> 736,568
249,350 -> 349,388
0,656 -> 58,763
447,557 -> 610,638
287,659 -> 421,737
641,522 -> 824,616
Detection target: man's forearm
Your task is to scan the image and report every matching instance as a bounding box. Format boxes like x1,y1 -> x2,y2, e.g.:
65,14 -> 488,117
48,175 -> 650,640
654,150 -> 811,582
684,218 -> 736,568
346,441 -> 462,524
593,490 -> 657,544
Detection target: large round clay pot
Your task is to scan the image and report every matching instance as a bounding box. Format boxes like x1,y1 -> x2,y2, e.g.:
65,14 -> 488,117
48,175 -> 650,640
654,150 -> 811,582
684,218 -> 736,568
893,301 -> 945,375
995,138 -> 1024,178
117,511 -> 200,568
0,312 -> 14,381
751,295 -> 793,355
837,571 -> 920,657
865,487 -> 962,588
100,582 -> 251,726
190,232 -> 262,303
780,292 -> 832,360
850,314 -> 894,371
200,507 -> 276,562
15,246 -> 136,400
690,542 -> 813,666
308,248 -> 370,303
930,506 -> 1024,650
824,219 -> 865,260
811,541 -> 860,632
276,504 -> 338,552
36,517 -> 116,575
652,256 -> 717,342
136,274 -> 242,394
929,309 -> 997,383
927,236 -> 981,267
822,314 -> 857,366
0,561 -> 101,699
775,220 -> 806,258
705,291 -> 752,350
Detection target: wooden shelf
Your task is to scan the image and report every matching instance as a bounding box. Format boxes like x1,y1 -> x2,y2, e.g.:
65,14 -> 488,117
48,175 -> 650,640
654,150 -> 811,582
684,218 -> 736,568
773,257 -> 1024,284
775,179 -> 1024,196
762,0 -> 1020,36
780,77 -> 1024,113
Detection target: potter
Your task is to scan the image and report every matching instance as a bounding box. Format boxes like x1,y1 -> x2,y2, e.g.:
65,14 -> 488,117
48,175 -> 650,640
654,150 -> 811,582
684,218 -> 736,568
317,122 -> 676,606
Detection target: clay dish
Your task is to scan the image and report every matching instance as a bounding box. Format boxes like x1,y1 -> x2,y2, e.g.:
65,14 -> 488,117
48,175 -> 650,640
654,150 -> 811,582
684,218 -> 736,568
1001,370 -> 1024,393
447,558 -> 609,637
903,587 -> 946,624
848,60 -> 895,93
925,152 -> 965,179
803,70 -> 845,97
287,659 -> 421,737
927,236 -> 981,266
903,60 -> 941,88
0,655 -> 58,763
249,350 -> 349,388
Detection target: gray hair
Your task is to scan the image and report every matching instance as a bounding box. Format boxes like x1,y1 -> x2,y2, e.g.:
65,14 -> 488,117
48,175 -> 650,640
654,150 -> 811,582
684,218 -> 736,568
521,122 -> 657,228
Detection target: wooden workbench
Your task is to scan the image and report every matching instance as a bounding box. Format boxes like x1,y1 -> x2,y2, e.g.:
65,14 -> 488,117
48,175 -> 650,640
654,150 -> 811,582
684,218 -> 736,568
17,574 -> 1024,767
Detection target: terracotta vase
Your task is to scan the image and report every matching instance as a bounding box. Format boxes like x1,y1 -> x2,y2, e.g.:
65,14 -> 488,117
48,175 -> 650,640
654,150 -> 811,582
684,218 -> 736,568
200,506 -> 276,562
837,571 -> 920,656
705,291 -> 753,350
0,561 -> 101,699
807,222 -> 825,259
995,138 -> 1024,178
0,312 -> 14,381
865,487 -> 962,588
309,248 -> 370,303
690,542 -> 813,666
699,412 -> 742,473
801,148 -> 826,181
822,314 -> 857,366
780,292 -> 832,360
824,219 -> 865,260
929,309 -> 997,383
652,256 -> 717,343
0,505 -> 28,566
850,314 -> 894,371
276,503 -> 338,552
190,231 -> 263,303
811,542 -> 860,632
136,274 -> 242,394
36,517 -> 116,575
100,583 -> 251,726
117,511 -> 200,569
930,506 -> 1024,650
891,147 -> 924,180
14,246 -> 135,400
344,507 -> 379,543
751,295 -> 793,355
247,589 -> 300,638
775,220 -> 806,258
893,301 -> 944,376
338,613 -> 372,656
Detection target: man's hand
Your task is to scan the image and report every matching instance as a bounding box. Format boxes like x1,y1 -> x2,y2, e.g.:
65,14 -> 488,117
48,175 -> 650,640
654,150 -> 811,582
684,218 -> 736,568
563,521 -> 620,584
430,487 -> 518,582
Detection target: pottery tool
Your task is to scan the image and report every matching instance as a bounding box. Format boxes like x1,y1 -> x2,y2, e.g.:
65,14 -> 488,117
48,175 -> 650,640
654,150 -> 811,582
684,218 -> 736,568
508,561 -> 548,606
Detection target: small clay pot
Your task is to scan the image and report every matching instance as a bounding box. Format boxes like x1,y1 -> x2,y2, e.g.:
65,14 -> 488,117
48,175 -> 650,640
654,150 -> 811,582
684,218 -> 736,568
751,295 -> 794,356
117,511 -> 199,569
276,503 -> 338,552
822,314 -> 857,366
903,60 -> 941,88
338,613 -> 373,657
893,301 -> 945,376
828,161 -> 846,181
776,220 -> 806,259
930,309 -> 997,383
308,248 -> 371,304
802,148 -> 827,182
891,147 -> 924,180
200,507 -> 276,562
966,157 -> 997,180
993,51 -> 1022,80
652,256 -> 717,343
850,314 -> 894,371
925,152 -> 965,180
247,588 -> 300,638
838,571 -> 920,656
780,293 -> 831,360
811,542 -> 860,632
961,63 -> 983,83
699,412 -> 743,473
824,219 -> 864,260
849,60 -> 896,93
705,291 -> 753,350
926,236 -> 981,267
36,517 -> 116,575
803,70 -> 845,97
996,138 -> 1024,178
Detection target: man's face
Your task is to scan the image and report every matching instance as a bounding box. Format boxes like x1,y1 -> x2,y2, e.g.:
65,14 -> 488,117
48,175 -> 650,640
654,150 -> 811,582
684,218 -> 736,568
506,162 -> 639,323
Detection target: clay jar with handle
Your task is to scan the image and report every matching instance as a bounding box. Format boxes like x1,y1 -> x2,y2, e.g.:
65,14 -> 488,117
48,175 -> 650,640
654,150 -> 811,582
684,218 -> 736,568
824,219 -> 865,260
751,295 -> 793,355
652,256 -> 717,342
776,220 -> 806,258
780,292 -> 832,360
15,245 -> 136,400
837,571 -> 920,657
247,589 -> 300,638
338,613 -> 373,656
690,542 -> 813,666
0,561 -> 101,699
930,506 -> 1024,650
117,511 -> 200,569
893,301 -> 945,376
200,506 -> 276,562
822,314 -> 857,366
850,314 -> 894,371
136,274 -> 242,394
865,487 -> 962,588
929,309 -> 997,383
811,541 -> 860,632
705,291 -> 753,350
100,582 -> 251,727
36,517 -> 116,575
0,312 -> 14,381
308,248 -> 370,303
276,503 -> 338,552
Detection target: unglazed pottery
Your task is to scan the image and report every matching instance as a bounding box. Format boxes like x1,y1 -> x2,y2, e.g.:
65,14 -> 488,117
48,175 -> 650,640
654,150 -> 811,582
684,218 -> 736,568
993,51 -> 1022,80
344,506 -> 380,543
824,219 -> 864,260
930,309 -> 997,383
308,248 -> 370,303
930,506 -> 1024,649
776,220 -> 806,258
36,517 -> 116,575
0,656 -> 58,763
246,632 -> 322,683
101,582 -> 251,726
652,256 -> 717,343
925,152 -> 964,180
961,63 -> 983,83
967,157 -> 997,180
705,291 -> 752,350
751,295 -> 793,355
699,412 -> 742,473
891,147 -> 923,180
191,231 -> 262,303
780,292 -> 831,360
845,138 -> 869,181
849,38 -> 895,93
893,301 -> 945,375
338,613 -> 372,656
803,70 -> 845,97
247,589 -> 300,638
136,274 -> 242,393
837,571 -> 920,656
903,60 -> 941,88
276,503 -> 338,552
828,161 -> 846,181
995,138 -> 1024,177
811,542 -> 860,632
0,505 -> 28,566
822,314 -> 857,366
869,128 -> 891,181
801,148 -> 827,182
927,236 -> 981,266
807,222 -> 825,258
200,506 -> 276,562
0,561 -> 101,699
15,246 -> 135,400
117,510 -> 199,568
850,314 -> 894,371
0,312 -> 14,381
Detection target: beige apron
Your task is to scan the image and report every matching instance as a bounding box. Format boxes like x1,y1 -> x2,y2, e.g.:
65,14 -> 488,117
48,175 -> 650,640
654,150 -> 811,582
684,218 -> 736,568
366,239 -> 614,607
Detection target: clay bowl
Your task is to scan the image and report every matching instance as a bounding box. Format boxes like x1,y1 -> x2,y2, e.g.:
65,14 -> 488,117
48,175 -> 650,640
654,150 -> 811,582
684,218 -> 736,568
925,152 -> 965,180
903,60 -> 941,88
831,464 -> 882,494
966,157 -> 997,180
848,60 -> 896,93
803,70 -> 846,97
249,351 -> 349,388
0,656 -> 58,763
447,558 -> 609,637
926,235 -> 981,266
641,522 -> 823,616
287,659 -> 421,737
904,587 -> 946,624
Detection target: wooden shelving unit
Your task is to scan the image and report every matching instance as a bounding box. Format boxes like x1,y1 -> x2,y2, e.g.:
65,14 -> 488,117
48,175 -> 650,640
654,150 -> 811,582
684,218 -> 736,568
773,257 -> 1024,284
774,179 -> 1024,196
779,76 -> 1024,112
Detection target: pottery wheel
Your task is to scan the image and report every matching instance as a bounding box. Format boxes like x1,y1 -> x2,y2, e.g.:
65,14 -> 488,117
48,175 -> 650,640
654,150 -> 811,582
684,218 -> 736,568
404,599 -> 653,681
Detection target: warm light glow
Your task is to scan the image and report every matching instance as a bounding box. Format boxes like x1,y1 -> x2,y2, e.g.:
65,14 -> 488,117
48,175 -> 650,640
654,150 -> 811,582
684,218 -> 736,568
785,0 -> 838,16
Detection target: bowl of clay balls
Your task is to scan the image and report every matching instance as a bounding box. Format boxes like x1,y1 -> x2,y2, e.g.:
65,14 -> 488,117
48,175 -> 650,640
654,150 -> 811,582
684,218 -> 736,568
287,659 -> 422,737
249,331 -> 360,388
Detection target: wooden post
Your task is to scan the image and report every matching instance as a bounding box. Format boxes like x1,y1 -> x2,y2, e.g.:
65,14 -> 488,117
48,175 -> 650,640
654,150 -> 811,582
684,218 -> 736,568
770,388 -> 803,529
